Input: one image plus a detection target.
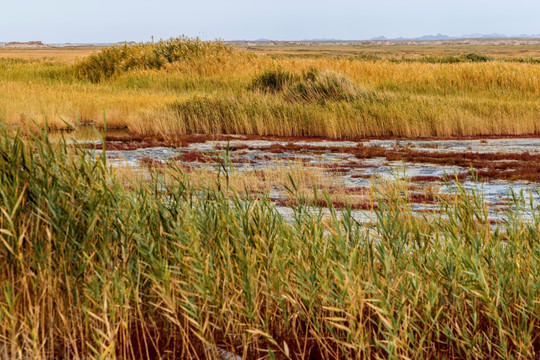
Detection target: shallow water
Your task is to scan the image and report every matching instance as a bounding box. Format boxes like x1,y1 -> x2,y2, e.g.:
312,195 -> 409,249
362,138 -> 540,154
83,135 -> 540,222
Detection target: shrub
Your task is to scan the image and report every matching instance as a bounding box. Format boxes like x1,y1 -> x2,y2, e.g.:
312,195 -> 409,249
251,67 -> 370,103
401,52 -> 493,64
74,37 -> 232,82
291,67 -> 362,102
250,68 -> 297,92
463,52 -> 492,62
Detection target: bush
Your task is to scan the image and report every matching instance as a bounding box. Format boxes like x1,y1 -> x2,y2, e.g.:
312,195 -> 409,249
463,52 -> 492,62
251,67 -> 369,103
74,37 -> 232,83
251,68 -> 297,92
398,52 -> 493,64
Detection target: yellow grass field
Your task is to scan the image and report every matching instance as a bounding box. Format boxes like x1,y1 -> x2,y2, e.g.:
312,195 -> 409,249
1,40 -> 539,138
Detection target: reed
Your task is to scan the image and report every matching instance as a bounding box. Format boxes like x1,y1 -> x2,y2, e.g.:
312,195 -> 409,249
74,37 -> 232,83
1,38 -> 539,138
251,67 -> 371,103
0,129 -> 538,359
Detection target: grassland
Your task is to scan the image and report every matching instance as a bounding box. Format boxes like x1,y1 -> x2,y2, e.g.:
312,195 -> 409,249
233,41 -> 540,59
1,38 -> 539,138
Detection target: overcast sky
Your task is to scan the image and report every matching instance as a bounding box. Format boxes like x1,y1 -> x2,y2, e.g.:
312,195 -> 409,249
1,0 -> 539,43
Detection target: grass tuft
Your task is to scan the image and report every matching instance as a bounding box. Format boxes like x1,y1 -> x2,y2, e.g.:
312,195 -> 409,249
251,67 -> 369,103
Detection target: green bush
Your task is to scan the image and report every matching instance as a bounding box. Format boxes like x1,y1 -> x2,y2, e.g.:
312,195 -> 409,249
397,52 -> 493,64
250,67 -> 297,92
463,52 -> 492,62
251,67 -> 370,103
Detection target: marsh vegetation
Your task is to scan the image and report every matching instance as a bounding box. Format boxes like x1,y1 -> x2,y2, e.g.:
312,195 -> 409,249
1,37 -> 539,138
1,38 -> 539,359
0,130 -> 539,359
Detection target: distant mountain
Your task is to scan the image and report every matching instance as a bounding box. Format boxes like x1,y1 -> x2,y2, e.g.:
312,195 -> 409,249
462,33 -> 506,39
301,38 -> 341,41
370,33 -> 540,41
509,33 -> 540,38
370,34 -> 456,41
417,33 -> 454,40
5,34 -> 540,47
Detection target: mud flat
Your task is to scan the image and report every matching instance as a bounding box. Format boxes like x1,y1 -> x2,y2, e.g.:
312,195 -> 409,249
79,134 -> 540,223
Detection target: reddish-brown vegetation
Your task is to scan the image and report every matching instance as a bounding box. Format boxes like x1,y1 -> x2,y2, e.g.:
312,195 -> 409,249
272,197 -> 376,210
139,157 -> 166,167
407,192 -> 437,204
350,174 -> 373,179
229,157 -> 256,164
278,156 -> 311,162
258,143 -> 540,182
408,175 -> 445,182
82,133 -> 540,182
84,134 -> 229,150
215,144 -> 249,151
324,167 -> 352,173
170,151 -> 217,163
328,186 -> 369,195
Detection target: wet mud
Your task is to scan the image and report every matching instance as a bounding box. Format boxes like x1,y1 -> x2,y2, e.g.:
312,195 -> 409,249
80,134 -> 540,222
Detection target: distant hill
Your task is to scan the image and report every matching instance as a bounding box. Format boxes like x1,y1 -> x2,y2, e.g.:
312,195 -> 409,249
300,38 -> 340,41
232,33 -> 540,43
416,34 -> 453,40
4,35 -> 540,48
370,33 -> 540,41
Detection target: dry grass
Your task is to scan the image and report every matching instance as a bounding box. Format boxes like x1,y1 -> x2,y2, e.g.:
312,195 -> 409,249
234,42 -> 540,59
0,47 -> 99,59
1,39 -> 539,138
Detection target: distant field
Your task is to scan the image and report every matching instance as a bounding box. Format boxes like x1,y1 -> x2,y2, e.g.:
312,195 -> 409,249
1,39 -> 539,138
0,47 -> 99,58
4,41 -> 539,59
234,42 -> 540,59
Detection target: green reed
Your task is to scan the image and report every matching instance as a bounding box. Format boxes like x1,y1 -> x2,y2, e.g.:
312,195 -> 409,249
0,129 -> 538,359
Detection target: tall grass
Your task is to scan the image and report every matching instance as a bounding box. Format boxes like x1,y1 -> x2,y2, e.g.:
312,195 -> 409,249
251,67 -> 371,103
396,52 -> 493,64
1,39 -> 539,137
74,37 -> 232,83
0,130 -> 538,359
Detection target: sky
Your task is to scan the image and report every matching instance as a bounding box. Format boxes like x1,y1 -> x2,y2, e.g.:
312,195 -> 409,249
1,0 -> 539,43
